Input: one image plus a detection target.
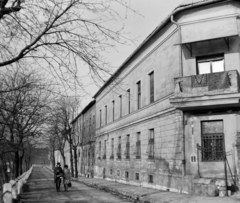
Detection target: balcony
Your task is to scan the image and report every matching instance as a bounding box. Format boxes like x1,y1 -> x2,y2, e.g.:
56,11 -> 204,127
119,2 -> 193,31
170,70 -> 240,110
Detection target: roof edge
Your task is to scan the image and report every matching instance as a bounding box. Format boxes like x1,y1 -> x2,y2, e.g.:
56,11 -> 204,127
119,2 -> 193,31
93,0 -> 228,99
71,100 -> 96,124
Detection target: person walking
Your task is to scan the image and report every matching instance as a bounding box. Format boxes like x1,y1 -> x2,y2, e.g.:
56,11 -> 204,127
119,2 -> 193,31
63,165 -> 71,191
54,162 -> 63,192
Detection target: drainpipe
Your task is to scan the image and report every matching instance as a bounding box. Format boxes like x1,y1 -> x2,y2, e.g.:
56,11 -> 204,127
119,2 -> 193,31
171,15 -> 183,77
171,15 -> 186,193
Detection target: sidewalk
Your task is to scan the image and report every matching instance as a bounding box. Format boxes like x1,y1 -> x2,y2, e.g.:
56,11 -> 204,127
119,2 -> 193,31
73,176 -> 240,203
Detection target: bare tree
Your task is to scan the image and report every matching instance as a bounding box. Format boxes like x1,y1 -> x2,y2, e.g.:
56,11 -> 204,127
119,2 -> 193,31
0,68 -> 51,178
0,0 -> 138,89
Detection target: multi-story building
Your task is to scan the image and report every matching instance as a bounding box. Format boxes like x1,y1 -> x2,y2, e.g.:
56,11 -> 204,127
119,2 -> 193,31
93,0 -> 240,193
71,100 -> 96,177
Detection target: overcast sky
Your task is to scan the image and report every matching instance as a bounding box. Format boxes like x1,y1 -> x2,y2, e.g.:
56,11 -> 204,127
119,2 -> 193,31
80,0 -> 184,108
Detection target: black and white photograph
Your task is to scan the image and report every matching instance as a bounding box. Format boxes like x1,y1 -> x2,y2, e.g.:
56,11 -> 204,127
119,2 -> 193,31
1,0 -> 240,202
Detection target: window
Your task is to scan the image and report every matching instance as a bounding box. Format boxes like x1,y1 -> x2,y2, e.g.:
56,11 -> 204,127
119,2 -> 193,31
99,110 -> 102,127
125,135 -> 130,159
110,138 -> 114,159
149,72 -> 154,103
89,118 -> 91,135
117,170 -> 120,176
148,129 -> 154,159
103,140 -> 106,159
136,81 -> 141,109
136,132 -> 141,159
98,141 -> 101,159
148,175 -> 153,183
125,171 -> 129,180
112,100 -> 115,121
117,136 -> 121,159
201,120 -> 224,161
197,54 -> 224,75
105,105 -> 107,125
119,95 -> 122,118
127,89 -> 130,114
110,169 -> 113,175
135,173 -> 140,181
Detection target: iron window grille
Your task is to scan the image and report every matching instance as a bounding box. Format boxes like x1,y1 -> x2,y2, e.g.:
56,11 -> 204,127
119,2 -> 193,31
148,138 -> 154,159
201,120 -> 224,161
125,171 -> 129,180
125,142 -> 130,159
148,175 -> 153,183
111,138 -> 114,159
136,140 -> 141,159
117,144 -> 121,159
135,173 -> 140,181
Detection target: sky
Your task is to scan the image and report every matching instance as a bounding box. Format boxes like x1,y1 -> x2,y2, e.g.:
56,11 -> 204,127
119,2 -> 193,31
80,0 -> 184,108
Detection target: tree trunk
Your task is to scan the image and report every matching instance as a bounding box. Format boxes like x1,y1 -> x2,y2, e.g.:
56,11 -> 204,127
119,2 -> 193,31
69,142 -> 74,177
0,155 -> 9,183
19,151 -> 24,174
51,150 -> 55,170
14,151 -> 19,178
73,146 -> 78,178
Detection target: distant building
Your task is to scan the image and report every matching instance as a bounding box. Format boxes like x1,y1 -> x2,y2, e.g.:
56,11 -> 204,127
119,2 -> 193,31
71,100 -> 96,177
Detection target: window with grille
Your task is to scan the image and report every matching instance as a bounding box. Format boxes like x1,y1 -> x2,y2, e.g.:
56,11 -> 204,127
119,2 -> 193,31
149,72 -> 154,103
103,140 -> 106,159
201,120 -> 224,161
197,54 -> 224,75
99,110 -> 102,127
136,132 -> 141,159
137,81 -> 141,109
127,89 -> 130,114
110,138 -> 114,159
119,95 -> 122,118
148,129 -> 154,159
148,175 -> 153,183
98,141 -> 101,160
135,173 -> 140,180
125,171 -> 129,180
125,135 -> 130,159
112,100 -> 115,121
89,118 -> 91,137
117,137 -> 121,159
105,105 -> 107,125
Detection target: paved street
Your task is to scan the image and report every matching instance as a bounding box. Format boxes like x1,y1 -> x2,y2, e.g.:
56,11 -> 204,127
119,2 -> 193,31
18,166 -> 131,203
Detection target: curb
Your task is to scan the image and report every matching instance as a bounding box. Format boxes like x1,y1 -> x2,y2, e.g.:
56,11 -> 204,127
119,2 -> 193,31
74,178 -> 144,202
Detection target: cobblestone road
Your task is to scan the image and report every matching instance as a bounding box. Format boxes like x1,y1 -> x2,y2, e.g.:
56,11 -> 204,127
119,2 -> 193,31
18,166 -> 131,203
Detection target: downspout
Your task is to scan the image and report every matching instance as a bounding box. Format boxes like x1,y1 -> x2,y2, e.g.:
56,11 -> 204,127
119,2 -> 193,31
170,15 -> 183,77
171,15 -> 186,193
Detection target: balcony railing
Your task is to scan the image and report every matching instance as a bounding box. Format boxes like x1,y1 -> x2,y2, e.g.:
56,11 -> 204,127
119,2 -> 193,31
173,70 -> 239,98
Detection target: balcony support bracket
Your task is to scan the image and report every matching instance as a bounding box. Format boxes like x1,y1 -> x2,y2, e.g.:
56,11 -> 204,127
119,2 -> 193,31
184,43 -> 192,57
224,37 -> 230,51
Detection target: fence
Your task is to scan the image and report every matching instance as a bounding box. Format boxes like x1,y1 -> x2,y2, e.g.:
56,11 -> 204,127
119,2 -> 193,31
2,165 -> 33,203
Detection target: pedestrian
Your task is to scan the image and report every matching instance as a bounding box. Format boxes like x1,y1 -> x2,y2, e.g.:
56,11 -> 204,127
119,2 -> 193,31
63,164 -> 71,191
54,162 -> 63,192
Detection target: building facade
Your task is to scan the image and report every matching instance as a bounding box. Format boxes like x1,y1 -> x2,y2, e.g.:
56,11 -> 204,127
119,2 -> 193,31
92,0 -> 240,193
71,100 -> 96,178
